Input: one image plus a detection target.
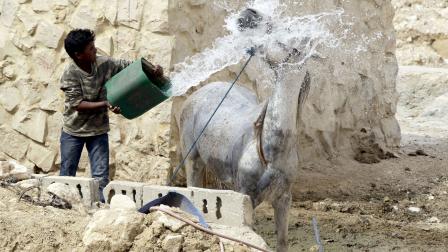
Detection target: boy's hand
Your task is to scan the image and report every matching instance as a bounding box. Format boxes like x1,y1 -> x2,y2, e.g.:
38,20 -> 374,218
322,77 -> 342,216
107,102 -> 121,114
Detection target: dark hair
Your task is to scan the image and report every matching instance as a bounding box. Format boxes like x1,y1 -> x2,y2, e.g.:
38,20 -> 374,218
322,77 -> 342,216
64,29 -> 95,59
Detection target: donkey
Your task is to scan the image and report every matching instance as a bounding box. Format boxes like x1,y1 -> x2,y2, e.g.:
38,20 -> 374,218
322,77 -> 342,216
177,9 -> 311,252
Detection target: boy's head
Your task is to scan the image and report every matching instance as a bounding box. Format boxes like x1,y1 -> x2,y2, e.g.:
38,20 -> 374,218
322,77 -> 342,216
64,29 -> 97,63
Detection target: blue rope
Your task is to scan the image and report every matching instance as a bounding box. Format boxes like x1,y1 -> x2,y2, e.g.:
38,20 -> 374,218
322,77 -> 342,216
168,48 -> 256,186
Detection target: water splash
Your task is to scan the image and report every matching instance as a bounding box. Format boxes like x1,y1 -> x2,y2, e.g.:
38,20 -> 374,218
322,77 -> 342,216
169,0 -> 346,96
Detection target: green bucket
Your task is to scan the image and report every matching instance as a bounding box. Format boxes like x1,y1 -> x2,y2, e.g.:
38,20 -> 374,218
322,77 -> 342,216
105,58 -> 172,119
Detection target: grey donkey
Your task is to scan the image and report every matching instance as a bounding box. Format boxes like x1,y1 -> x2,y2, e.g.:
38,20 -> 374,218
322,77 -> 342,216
177,8 -> 311,252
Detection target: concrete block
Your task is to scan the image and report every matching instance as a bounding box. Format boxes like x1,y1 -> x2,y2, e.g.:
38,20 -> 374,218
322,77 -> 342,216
103,181 -> 145,208
142,185 -> 254,227
41,176 -> 99,206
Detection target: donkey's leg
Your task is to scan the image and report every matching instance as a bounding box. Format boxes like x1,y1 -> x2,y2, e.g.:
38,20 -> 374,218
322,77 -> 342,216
185,153 -> 205,187
273,190 -> 291,252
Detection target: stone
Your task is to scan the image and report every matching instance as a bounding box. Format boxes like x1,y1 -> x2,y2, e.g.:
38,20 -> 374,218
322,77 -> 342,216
103,0 -> 117,25
143,0 -> 169,34
45,111 -> 62,144
17,9 -> 38,34
12,108 -> 47,143
189,0 -> 206,6
69,5 -> 97,30
2,64 -> 15,80
31,0 -> 50,12
152,209 -> 187,232
0,86 -> 21,112
0,127 -> 29,160
109,194 -> 137,210
35,21 -> 64,48
53,0 -> 68,6
162,234 -> 183,252
31,48 -> 60,81
0,105 -> 8,125
0,0 -> 19,27
113,29 -> 137,56
83,208 -> 144,251
39,84 -> 62,112
16,78 -> 43,106
432,39 -> 448,59
117,0 -> 143,30
96,35 -> 113,56
11,32 -> 35,54
26,142 -> 56,172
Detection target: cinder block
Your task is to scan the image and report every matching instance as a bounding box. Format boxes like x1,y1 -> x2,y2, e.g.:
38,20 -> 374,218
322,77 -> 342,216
103,181 -> 145,208
142,185 -> 254,227
190,187 -> 254,227
41,176 -> 99,207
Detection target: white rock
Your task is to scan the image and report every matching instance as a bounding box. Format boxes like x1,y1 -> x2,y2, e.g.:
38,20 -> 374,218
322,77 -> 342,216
0,86 -> 21,112
11,32 -> 35,54
31,0 -> 50,12
103,0 -> 117,25
0,0 -> 19,27
152,208 -> 187,232
12,108 -> 47,143
96,35 -> 113,56
17,9 -> 38,34
0,160 -> 31,180
427,217 -> 441,224
143,0 -> 169,34
109,194 -> 137,210
83,208 -> 144,251
0,129 -> 29,160
53,0 -> 68,6
408,206 -> 421,213
32,49 -> 58,82
189,0 -> 206,6
162,234 -> 183,252
2,65 -> 15,79
70,5 -> 97,30
35,21 -> 64,48
26,142 -> 56,172
117,0 -> 143,30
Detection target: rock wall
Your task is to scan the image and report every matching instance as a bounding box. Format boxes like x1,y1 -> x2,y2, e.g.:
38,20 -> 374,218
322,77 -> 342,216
394,0 -> 448,138
0,0 -> 402,193
393,0 -> 448,67
168,0 -> 401,188
0,0 -> 174,184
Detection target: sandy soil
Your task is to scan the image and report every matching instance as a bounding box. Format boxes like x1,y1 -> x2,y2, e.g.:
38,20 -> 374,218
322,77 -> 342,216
255,133 -> 448,251
1,132 -> 448,251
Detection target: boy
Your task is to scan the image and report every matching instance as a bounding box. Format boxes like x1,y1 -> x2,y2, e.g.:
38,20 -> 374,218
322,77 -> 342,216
60,29 -> 163,202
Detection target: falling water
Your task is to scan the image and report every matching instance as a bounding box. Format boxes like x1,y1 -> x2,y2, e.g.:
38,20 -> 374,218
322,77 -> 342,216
169,0 -> 349,96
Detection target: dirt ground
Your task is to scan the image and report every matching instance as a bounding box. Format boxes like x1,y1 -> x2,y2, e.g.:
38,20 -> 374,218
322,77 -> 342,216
255,133 -> 448,251
1,132 -> 448,251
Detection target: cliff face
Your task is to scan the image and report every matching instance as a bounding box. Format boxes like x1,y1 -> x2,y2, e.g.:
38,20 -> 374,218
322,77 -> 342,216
168,0 -> 400,188
0,0 -> 174,184
393,0 -> 448,67
0,1 -> 401,190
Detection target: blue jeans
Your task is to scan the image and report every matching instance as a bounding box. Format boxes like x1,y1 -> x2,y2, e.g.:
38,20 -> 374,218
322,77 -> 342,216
60,131 -> 109,202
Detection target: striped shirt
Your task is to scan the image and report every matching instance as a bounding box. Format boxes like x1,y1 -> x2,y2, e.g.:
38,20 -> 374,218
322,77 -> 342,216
60,56 -> 131,137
